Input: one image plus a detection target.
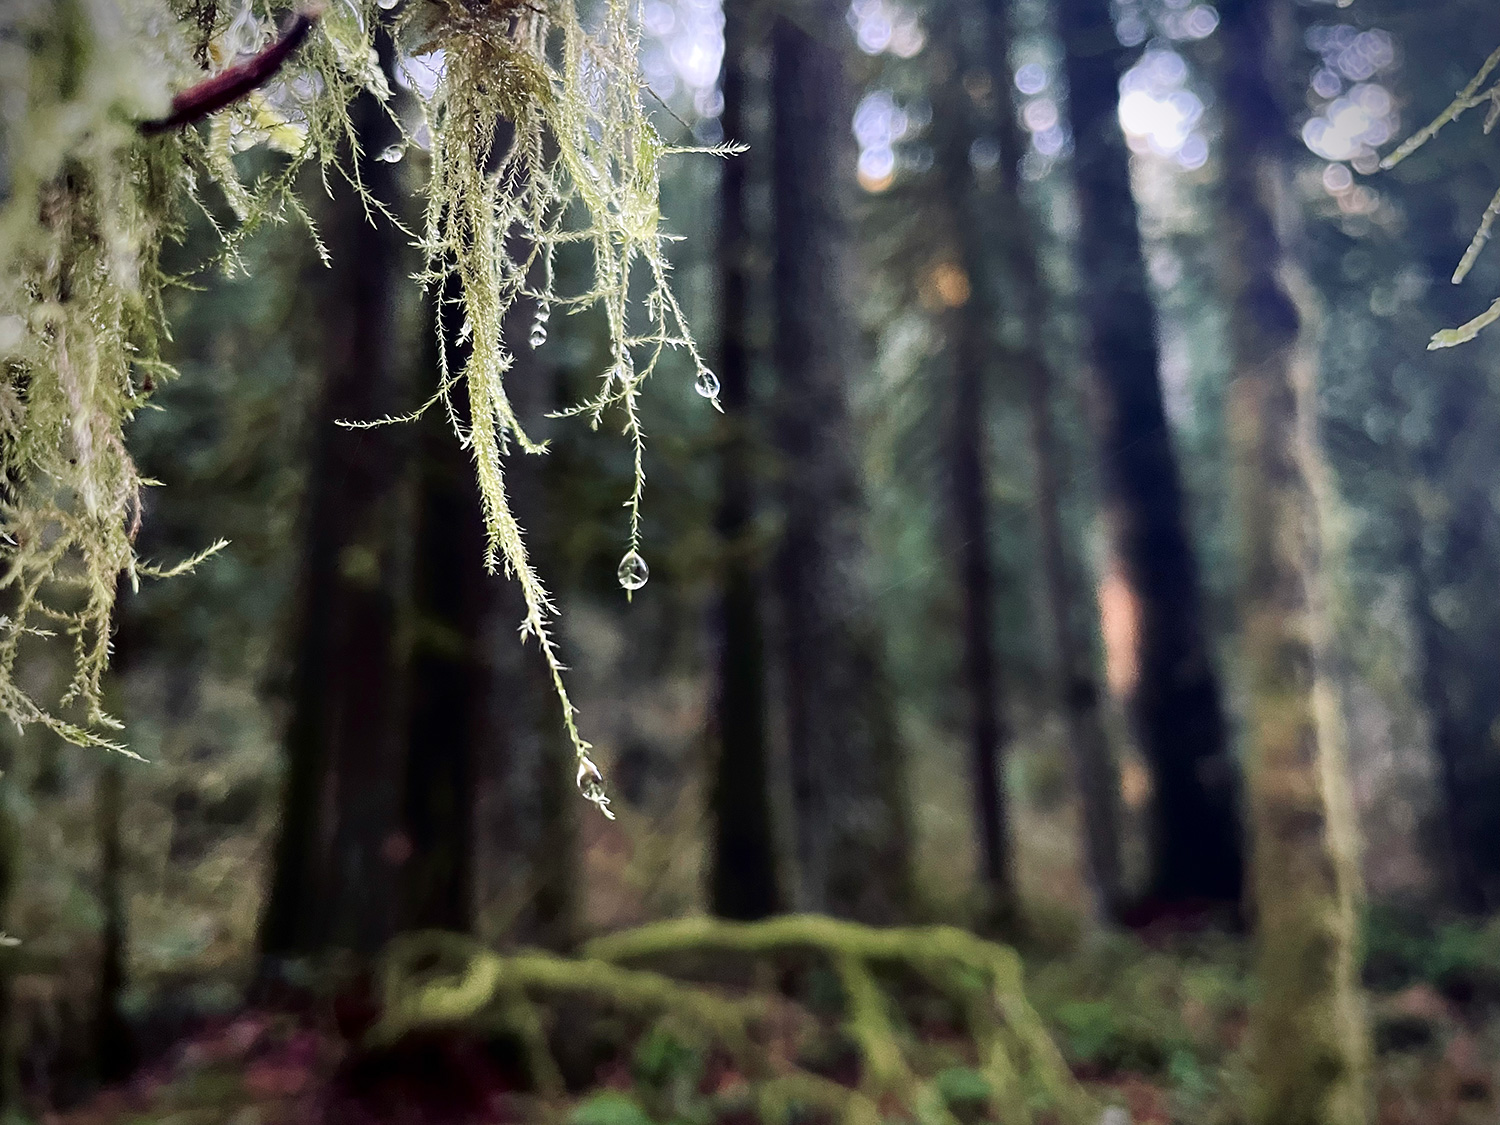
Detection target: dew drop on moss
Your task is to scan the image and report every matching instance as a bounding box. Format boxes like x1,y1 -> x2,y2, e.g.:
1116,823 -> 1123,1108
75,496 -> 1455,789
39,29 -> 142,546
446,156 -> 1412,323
617,550 -> 649,591
694,367 -> 720,399
530,321 -> 548,348
377,145 -> 404,163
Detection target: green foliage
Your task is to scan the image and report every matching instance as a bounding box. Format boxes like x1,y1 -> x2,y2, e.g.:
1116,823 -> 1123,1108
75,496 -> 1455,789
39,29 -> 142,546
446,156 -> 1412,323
570,1092 -> 656,1125
1362,906 -> 1500,1000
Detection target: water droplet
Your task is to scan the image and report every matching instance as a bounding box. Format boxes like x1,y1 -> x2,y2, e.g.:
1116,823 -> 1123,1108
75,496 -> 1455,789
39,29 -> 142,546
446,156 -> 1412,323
535,304 -> 551,323
529,321 -> 548,348
376,144 -> 404,163
576,757 -> 613,818
616,550 -> 649,591
377,0 -> 400,9
694,367 -> 720,399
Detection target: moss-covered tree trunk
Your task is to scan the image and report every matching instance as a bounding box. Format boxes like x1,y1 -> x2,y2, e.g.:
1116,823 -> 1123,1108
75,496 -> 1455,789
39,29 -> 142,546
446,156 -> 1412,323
259,43 -> 416,959
710,0 -> 782,923
770,0 -> 910,922
1058,0 -> 1243,911
982,0 -> 1123,922
1218,1 -> 1370,1122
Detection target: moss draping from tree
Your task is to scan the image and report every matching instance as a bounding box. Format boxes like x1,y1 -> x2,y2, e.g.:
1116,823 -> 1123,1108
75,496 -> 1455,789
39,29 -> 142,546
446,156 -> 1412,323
1,0 -> 723,812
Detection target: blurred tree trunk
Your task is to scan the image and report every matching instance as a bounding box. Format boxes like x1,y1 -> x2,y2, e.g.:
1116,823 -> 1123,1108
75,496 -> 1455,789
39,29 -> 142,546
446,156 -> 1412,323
1403,473 -> 1500,914
400,296 -> 484,935
1218,1 -> 1370,1122
470,293 -> 579,952
710,0 -> 782,922
982,0 -> 1123,922
94,584 -> 138,1084
770,1 -> 911,922
1057,0 -> 1243,911
259,41 -> 415,959
927,1 -> 1018,930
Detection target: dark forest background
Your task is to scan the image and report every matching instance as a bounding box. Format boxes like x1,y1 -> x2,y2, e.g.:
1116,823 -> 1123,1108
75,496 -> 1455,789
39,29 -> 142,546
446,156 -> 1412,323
5,0 -> 1500,1122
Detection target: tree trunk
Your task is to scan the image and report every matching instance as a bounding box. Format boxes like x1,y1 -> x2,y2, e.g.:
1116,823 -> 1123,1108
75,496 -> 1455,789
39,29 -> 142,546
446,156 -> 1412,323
770,2 -> 910,923
981,0 -> 1123,922
925,1 -> 1018,929
95,581 -> 139,1084
1057,0 -> 1243,910
1218,1 -> 1370,1121
259,40 -> 415,959
710,0 -> 782,923
470,294 -> 579,952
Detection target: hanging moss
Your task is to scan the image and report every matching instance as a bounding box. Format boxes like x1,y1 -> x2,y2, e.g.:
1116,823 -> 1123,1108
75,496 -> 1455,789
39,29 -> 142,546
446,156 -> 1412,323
1,0 -> 722,809
1382,45 -> 1500,348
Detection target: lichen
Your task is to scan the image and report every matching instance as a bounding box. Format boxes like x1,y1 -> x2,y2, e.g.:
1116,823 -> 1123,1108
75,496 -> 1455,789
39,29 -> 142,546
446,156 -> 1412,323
373,917 -> 1097,1125
1,0 -> 722,810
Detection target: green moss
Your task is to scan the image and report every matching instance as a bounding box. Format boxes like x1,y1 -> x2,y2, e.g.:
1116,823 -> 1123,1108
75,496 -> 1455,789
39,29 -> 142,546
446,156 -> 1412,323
2,0 -> 721,807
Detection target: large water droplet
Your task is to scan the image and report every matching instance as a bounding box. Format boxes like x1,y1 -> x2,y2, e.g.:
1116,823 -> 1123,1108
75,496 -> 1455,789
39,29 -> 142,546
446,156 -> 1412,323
376,144 -> 404,163
535,304 -> 551,323
617,550 -> 649,591
529,321 -> 548,348
576,757 -> 614,819
694,367 -> 720,399
377,0 -> 400,9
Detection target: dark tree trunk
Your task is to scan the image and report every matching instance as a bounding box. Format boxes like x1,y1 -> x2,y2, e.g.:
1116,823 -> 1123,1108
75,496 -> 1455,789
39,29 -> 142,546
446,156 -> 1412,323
926,0 -> 1017,928
400,383 -> 483,933
470,286 -> 578,952
770,2 -> 910,923
93,758 -> 133,1084
1403,442 -> 1500,913
259,41 -> 415,959
95,583 -> 139,1084
1057,0 -> 1243,910
1218,0 -> 1369,1120
710,0 -> 781,923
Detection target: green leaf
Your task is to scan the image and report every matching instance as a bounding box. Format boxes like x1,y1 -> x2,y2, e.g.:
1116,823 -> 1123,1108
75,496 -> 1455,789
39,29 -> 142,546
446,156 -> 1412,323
569,1092 -> 655,1125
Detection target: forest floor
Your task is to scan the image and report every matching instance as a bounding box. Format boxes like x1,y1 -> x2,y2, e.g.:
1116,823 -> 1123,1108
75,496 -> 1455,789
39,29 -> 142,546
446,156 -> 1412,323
36,909 -> 1500,1125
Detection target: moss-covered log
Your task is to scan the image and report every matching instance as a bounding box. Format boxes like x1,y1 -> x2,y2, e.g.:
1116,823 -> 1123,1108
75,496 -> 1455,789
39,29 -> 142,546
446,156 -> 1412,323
372,917 -> 1092,1125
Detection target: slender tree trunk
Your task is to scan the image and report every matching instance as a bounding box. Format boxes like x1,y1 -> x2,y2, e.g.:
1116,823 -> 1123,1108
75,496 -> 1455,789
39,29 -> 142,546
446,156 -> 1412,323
94,582 -> 138,1084
1402,495 -> 1496,914
925,1 -> 1017,928
259,39 -> 415,959
471,284 -> 578,952
1218,1 -> 1370,1122
710,0 -> 781,922
400,356 -> 483,934
1057,0 -> 1243,910
771,2 -> 910,922
982,0 -> 1123,921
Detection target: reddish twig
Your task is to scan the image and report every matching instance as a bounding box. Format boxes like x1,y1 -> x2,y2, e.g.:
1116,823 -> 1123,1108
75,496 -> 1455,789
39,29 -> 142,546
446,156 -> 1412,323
139,7 -> 321,135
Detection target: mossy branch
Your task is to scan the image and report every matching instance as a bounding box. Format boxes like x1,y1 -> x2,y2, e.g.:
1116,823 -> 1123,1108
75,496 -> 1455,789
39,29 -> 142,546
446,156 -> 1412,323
371,918 -> 1094,1125
1383,45 -> 1500,347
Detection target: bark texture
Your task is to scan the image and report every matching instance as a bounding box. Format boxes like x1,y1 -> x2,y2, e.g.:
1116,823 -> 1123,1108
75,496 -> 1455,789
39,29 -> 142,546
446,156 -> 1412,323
1219,0 -> 1370,1121
710,0 -> 782,923
771,1 -> 910,922
259,51 -> 415,958
1057,0 -> 1243,908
